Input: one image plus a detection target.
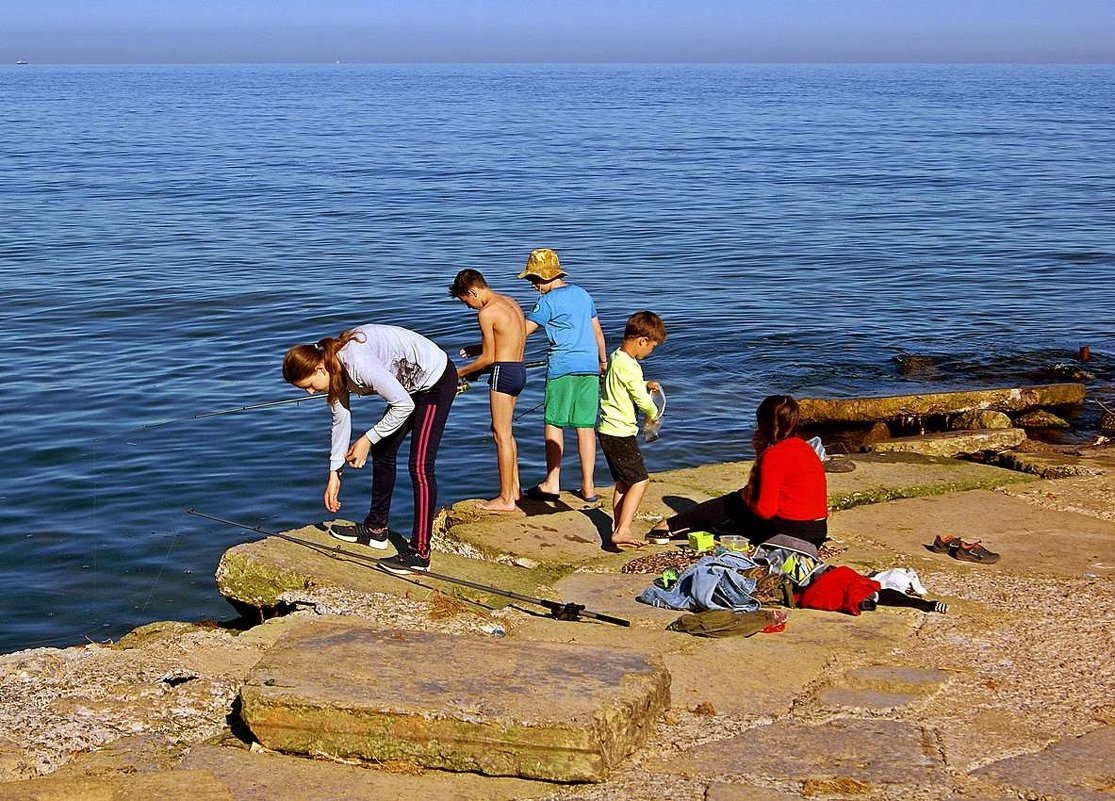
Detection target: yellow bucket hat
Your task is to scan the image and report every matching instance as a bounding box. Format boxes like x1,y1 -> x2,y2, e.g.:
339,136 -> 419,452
517,248 -> 567,281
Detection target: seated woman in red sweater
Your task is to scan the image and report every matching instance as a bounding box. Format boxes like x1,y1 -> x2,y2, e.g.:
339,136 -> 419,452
647,394 -> 828,556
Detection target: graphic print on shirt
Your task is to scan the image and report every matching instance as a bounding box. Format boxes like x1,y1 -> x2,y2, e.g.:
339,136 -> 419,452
393,357 -> 423,391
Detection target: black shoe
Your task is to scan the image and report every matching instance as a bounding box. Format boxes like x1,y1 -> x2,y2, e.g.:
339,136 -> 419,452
378,551 -> 430,574
330,523 -> 390,550
645,527 -> 675,545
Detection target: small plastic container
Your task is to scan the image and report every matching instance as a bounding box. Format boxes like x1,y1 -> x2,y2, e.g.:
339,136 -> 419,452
687,531 -> 715,551
718,535 -> 749,552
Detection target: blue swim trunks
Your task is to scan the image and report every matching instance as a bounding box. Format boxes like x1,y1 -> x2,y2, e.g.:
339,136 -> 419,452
487,361 -> 527,397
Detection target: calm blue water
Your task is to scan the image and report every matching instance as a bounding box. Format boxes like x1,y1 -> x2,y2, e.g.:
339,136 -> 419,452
1,64 -> 1113,654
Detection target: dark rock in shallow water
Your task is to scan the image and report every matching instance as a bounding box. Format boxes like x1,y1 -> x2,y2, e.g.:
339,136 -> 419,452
1013,410 -> 1070,429
894,354 -> 943,376
1042,363 -> 1095,382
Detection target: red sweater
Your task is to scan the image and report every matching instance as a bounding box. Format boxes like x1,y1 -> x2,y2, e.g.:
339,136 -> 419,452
751,437 -> 828,522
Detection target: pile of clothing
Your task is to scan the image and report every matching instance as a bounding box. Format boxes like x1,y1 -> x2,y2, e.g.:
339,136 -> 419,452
637,546 -> 946,620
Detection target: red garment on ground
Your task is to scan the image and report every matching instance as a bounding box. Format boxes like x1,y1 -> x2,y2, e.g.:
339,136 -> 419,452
751,437 -> 828,521
797,566 -> 881,616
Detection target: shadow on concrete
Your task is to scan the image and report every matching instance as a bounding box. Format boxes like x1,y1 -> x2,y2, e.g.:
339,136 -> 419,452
661,495 -> 701,515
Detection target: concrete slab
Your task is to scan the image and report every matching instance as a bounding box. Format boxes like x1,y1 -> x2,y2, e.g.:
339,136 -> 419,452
667,609 -> 917,717
503,585 -> 918,720
971,726 -> 1115,801
442,455 -> 1031,570
831,489 -> 1115,577
215,522 -> 562,610
816,665 -> 954,712
178,743 -> 553,801
47,734 -> 188,780
655,719 -> 947,791
0,770 -> 234,801
997,449 -> 1106,478
442,476 -> 721,570
552,572 -> 683,628
238,616 -> 670,783
706,784 -> 806,801
1000,471 -> 1115,523
825,453 -> 1032,511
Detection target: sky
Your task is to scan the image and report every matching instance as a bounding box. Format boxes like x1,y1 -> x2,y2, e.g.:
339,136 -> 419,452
2,0 -> 1113,65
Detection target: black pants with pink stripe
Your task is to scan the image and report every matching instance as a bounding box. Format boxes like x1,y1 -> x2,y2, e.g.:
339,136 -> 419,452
364,361 -> 457,559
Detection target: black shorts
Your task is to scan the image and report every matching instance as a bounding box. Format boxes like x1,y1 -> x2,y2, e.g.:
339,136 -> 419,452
598,432 -> 649,486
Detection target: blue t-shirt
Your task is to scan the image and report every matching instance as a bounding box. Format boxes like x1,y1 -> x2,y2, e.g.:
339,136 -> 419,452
526,284 -> 600,378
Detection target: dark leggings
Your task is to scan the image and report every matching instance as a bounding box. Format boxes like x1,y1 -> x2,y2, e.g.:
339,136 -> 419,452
664,490 -> 827,549
365,362 -> 457,559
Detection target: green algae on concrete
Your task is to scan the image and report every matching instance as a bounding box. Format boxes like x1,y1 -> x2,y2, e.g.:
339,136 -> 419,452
214,522 -> 562,612
825,452 -> 1034,511
237,616 -> 670,783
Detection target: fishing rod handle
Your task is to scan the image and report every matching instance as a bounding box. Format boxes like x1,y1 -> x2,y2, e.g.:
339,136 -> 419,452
582,610 -> 632,627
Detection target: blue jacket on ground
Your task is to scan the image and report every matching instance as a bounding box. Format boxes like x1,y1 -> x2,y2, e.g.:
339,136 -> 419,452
637,550 -> 762,612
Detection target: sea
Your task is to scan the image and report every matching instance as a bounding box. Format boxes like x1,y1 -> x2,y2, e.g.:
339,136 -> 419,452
0,64 -> 1112,654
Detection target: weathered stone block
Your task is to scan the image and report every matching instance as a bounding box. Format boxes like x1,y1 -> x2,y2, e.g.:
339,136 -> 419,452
972,726 -> 1115,801
179,743 -> 554,801
871,428 -> 1025,458
951,409 -> 1012,430
799,383 -> 1085,425
655,719 -> 946,791
238,617 -> 669,783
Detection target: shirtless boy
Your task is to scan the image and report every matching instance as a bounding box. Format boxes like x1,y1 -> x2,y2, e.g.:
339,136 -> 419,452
450,269 -> 528,512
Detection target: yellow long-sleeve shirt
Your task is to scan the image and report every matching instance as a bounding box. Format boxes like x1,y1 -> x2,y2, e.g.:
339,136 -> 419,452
598,348 -> 659,437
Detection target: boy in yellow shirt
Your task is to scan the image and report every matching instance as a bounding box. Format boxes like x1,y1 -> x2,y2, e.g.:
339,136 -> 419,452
598,311 -> 666,549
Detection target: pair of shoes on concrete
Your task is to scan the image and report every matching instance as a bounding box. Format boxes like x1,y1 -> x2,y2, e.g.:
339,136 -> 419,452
377,550 -> 430,574
331,523 -> 429,573
931,534 -> 1001,564
331,522 -> 389,550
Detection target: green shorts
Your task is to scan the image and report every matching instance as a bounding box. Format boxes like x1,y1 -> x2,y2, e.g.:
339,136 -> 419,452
544,374 -> 600,428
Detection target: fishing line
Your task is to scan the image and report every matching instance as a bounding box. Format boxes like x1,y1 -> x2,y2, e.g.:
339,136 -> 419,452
139,528 -> 184,614
513,399 -> 545,422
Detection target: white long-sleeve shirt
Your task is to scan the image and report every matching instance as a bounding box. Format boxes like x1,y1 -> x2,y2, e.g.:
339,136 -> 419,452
329,325 -> 449,470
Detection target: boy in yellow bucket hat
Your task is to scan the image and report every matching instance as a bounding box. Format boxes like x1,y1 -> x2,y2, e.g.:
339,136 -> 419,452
518,248 -> 607,504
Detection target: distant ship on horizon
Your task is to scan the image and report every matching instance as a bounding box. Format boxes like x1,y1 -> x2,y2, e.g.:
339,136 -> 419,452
16,60 -> 29,65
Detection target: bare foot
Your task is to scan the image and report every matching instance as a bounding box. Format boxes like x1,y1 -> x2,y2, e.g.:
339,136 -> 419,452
610,528 -> 646,549
476,497 -> 519,514
609,536 -> 647,551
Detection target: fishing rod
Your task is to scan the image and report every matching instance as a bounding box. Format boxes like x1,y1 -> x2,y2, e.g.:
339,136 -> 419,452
186,509 -> 630,627
140,394 -> 325,431
141,359 -> 549,428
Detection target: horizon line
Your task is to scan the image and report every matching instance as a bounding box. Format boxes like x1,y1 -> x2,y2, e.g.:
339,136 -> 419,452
7,59 -> 1115,67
